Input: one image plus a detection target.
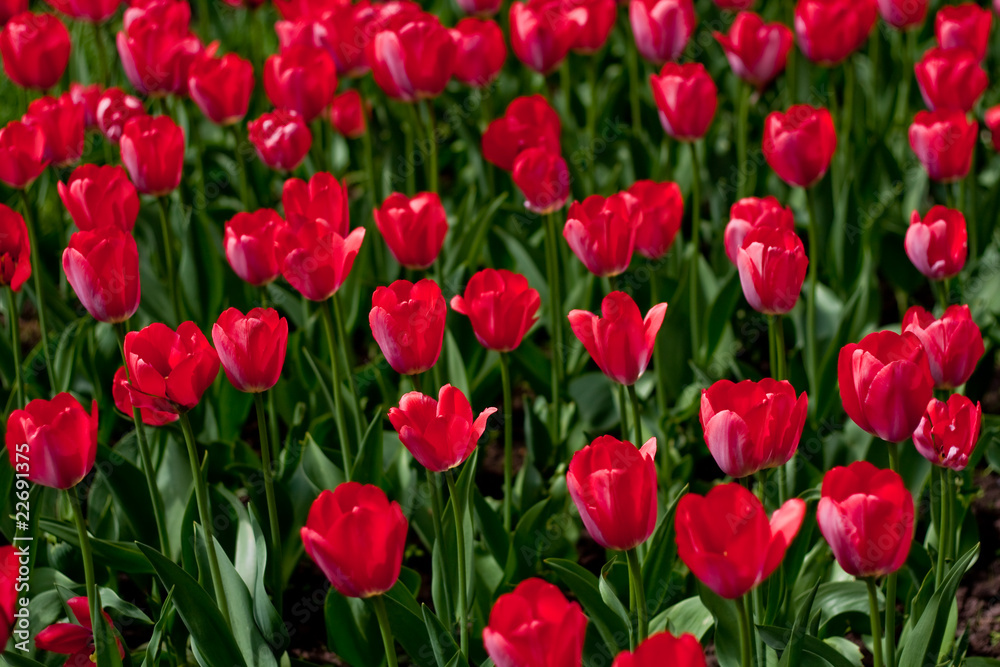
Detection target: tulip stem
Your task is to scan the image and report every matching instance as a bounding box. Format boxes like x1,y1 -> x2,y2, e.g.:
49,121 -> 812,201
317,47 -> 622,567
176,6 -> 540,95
333,293 -> 363,440
736,81 -> 750,200
624,16 -> 642,140
19,190 -> 56,392
884,573 -> 897,667
688,142 -> 702,365
627,384 -> 643,446
92,22 -> 111,86
650,274 -> 668,416
6,288 -> 23,410
403,108 -> 416,195
320,299 -> 353,478
499,352 -> 514,532
784,0 -> 796,104
157,197 -> 182,325
963,168 -> 977,263
426,467 -> 443,547
179,413 -> 232,626
67,487 -> 109,663
618,384 -> 629,441
543,212 -> 564,448
941,469 -> 955,578
625,548 -> 648,644
804,186 -> 819,405
372,595 -> 398,667
445,470 -> 469,658
736,594 -> 754,667
254,391 -> 283,612
231,125 -> 253,211
423,100 -> 438,194
865,578 -> 885,667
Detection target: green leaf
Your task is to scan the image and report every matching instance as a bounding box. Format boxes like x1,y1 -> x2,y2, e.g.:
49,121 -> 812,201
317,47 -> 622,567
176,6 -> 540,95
324,590 -> 377,667
699,585 -> 741,667
779,580 -> 821,667
1,652 -> 48,667
351,413 -> 385,485
648,596 -> 713,641
598,557 -> 632,646
421,604 -> 469,667
140,587 -> 174,667
93,444 -> 158,547
546,558 -> 630,654
473,491 -> 509,570
758,626 -> 859,667
641,484 -> 686,616
795,581 -> 879,636
382,582 -> 438,667
39,518 -> 153,574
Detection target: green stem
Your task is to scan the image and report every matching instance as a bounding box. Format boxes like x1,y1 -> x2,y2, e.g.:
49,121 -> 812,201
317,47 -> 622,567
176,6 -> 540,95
19,190 -> 55,391
333,293 -> 362,441
625,22 -> 642,139
92,22 -> 110,85
884,573 -> 897,667
254,392 -> 283,612
768,314 -> 778,381
736,81 -> 750,200
618,383 -> 629,441
650,274 -> 667,415
627,384 -> 642,446
445,471 -> 468,657
403,109 -> 416,195
736,594 -> 754,667
560,58 -> 572,123
426,467 -> 443,547
626,548 -> 648,644
362,124 -> 378,207
886,441 -> 899,472
774,315 -> 786,381
866,578 -> 885,667
804,187 -> 820,400
157,197 -> 181,325
784,0 -> 796,104
6,288 -> 23,409
423,100 -> 438,194
942,468 -> 955,575
232,125 -> 252,211
67,488 -> 108,664
964,167 -> 977,263
840,59 -> 856,190
689,142 -> 702,364
499,352 -> 514,532
543,212 -> 563,447
372,595 -> 399,667
934,467 -> 947,584
320,300 -> 353,477
869,28 -> 880,133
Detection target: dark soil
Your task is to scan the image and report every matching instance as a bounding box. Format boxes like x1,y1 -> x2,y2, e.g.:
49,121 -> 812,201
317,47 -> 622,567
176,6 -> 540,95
956,471 -> 1000,657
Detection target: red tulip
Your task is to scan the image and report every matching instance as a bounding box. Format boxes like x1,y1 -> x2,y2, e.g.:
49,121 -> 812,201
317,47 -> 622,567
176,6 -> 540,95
0,203 -> 31,292
374,192 -> 448,270
838,330 -> 934,442
122,0 -> 191,33
714,11 -> 793,90
330,2 -> 405,76
563,193 -> 636,277
724,196 -> 795,265
713,0 -> 753,7
275,18 -> 334,60
120,115 -> 184,196
817,461 -> 913,578
300,483 -> 408,598
212,307 -> 288,393
908,110 -> 977,183
248,110 -> 313,172
370,15 -> 456,101
58,165 -> 139,233
188,53 -> 255,126
736,226 -> 808,315
567,435 -> 658,550
0,0 -> 27,24
509,0 -> 579,73
450,18 -> 506,86
456,0 -> 502,16
35,598 -> 125,663
5,393 -> 98,489
0,121 -> 47,189
388,384 -> 496,471
278,218 -> 365,301
650,62 -> 717,141
62,229 -> 140,324
330,90 -> 367,138
567,0 -> 616,54
224,209 -> 285,286
265,45 -> 337,122
568,291 -> 667,386
676,483 -> 805,599
626,180 -> 683,260
483,578 -> 588,667
113,366 -> 178,426
794,0 -> 877,66
612,632 -> 707,667
700,378 -> 807,479
905,206 -> 967,280
763,105 -> 837,188
936,3 -> 992,61
123,322 -> 221,414
914,47 -> 986,113
0,546 -> 17,651
22,94 -> 84,167
45,0 -> 120,22
877,0 -> 928,29
221,0 -> 266,8
512,148 -> 570,214
0,12 -> 70,90
629,0 -> 695,65
450,268 -> 541,351
283,171 -> 350,234
913,394 -> 981,471
902,304 -> 984,390
369,278 -> 447,375
95,87 -> 146,144
116,8 -> 208,97
69,82 -> 102,129
482,95 -> 561,171
987,105 -> 1000,152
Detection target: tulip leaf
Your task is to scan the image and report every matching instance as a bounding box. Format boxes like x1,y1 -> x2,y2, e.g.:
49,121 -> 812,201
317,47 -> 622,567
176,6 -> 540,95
704,270 -> 742,363
778,579 -> 821,667
324,590 -> 378,667
93,443 -> 159,547
699,585 -> 742,667
648,595 -> 714,641
39,518 -> 154,574
757,626 -> 859,667
546,558 -> 630,653
473,490 -> 509,571
1,652 -> 48,667
642,484 -> 687,617
140,587 -> 174,667
421,604 -> 468,667
598,558 -> 632,646
793,581 -> 879,637
382,581 -> 444,667
350,410 -> 385,485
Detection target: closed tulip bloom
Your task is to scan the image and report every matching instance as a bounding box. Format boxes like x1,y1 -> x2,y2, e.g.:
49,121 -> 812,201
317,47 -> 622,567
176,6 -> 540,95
0,546 -> 16,650
450,18 -> 506,86
301,483 -> 408,598
116,18 -> 208,97
120,115 -> 184,196
563,193 -> 637,277
283,171 -> 350,234
278,220 -> 365,301
1,12 -> 70,90
264,45 -> 336,122
936,3 -> 991,61
456,0 -> 501,16
35,598 -> 125,664
113,366 -> 178,426
700,379 -> 807,479
763,105 -> 837,188
62,229 -> 140,324
913,394 -> 981,471
512,148 -> 571,214
509,0 -> 579,73
676,483 -> 805,599
629,0 -> 695,64
908,110 -> 977,183
568,291 -> 667,386
212,307 -> 288,393
330,90 -> 367,138
374,192 -> 448,270
795,0 -> 877,66
817,461 -> 913,578
567,435 -> 658,550
483,578 -> 588,667
0,121 -> 47,189
724,196 -> 795,265
450,269 -> 541,351
914,47 -> 986,112
482,95 -> 561,171
188,53 -> 255,126
0,0 -> 27,24
905,206 -> 967,280
388,384 -> 497,471
650,62 -> 717,141
95,87 -> 145,144
612,632 -> 707,667
0,203 -> 31,292
627,180 -> 683,260
5,393 -> 98,489
123,322 -> 221,414
877,0 -> 928,29
986,105 -> 1000,152
838,330 -> 934,442
45,0 -> 120,22
370,15 -> 456,100
69,82 -> 102,129
737,226 -> 808,315
902,305 -> 984,390
369,279 -> 446,375
224,209 -> 285,286
567,0 -> 616,54
58,165 -> 139,233
714,12 -> 793,90
22,94 -> 84,167
248,110 -> 312,172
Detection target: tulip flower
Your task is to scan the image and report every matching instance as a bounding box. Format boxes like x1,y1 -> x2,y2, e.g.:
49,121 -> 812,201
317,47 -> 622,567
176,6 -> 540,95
58,165 -> 140,233
374,192 -> 449,270
301,482 -> 408,597
626,180 -> 683,260
278,220 -> 365,302
905,206 -> 967,281
0,546 -> 17,649
5,393 -> 98,489
188,53 -> 255,126
120,116 -> 185,197
563,193 -> 637,277
451,269 -> 541,352
987,105 -> 1000,152
388,384 -> 496,471
724,196 -> 795,265
568,0 -> 617,54
877,0 -> 928,29
629,0 -> 695,65
914,47 -> 986,113
612,632 -> 707,667
123,322 -> 221,414
0,120 -> 47,189
62,229 -> 141,324
283,172 -> 350,234
650,62 -> 717,141
676,483 -> 806,599
69,82 -> 102,129
509,0 -> 579,73
913,394 -> 981,471
369,279 -> 447,375
482,95 -> 562,171
512,148 -> 570,214
763,105 -> 837,188
449,18 -> 506,86
248,110 -> 312,172
369,15 -> 455,100
0,203 -> 31,292
224,209 -> 285,286
330,90 -> 367,138
95,87 -> 145,144
936,3 -> 992,61
113,366 -> 178,426
455,0 -> 501,16
794,0 -> 877,66
568,291 -> 668,386
212,307 -> 288,393
35,598 -> 125,664
902,305 -> 984,390
817,461 -> 913,577
714,12 -> 794,90
116,12 -> 208,97
736,226 -> 808,315
838,330 -> 934,443
483,578 -> 588,667
908,110 -> 977,183
264,45 -> 337,122
713,0 -> 753,7
22,94 -> 84,167
45,0 -> 121,22
0,12 -> 70,90
0,0 -> 26,23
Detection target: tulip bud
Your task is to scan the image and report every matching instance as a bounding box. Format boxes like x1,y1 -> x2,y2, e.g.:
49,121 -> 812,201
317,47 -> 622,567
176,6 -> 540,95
902,304 -> 984,390
0,12 -> 70,90
224,209 -> 285,287
5,393 -> 98,489
330,90 -> 367,139
265,45 -> 337,122
248,110 -> 312,172
113,366 -> 178,427
913,394 -> 981,471
369,278 -> 447,375
567,0 -> 617,54
482,95 -> 561,171
512,148 -> 571,214
612,632 -> 707,667
794,0 -> 877,66
650,62 -> 717,141
763,105 -> 837,188
188,53 -> 255,126
908,110 -> 977,183
120,115 -> 185,197
62,229 -> 141,324
737,226 -> 808,315
95,87 -> 146,144
370,15 -> 455,101
905,206 -> 966,281
914,47 -> 986,113
116,14 -> 208,97
449,18 -> 506,86
58,165 -> 140,234
374,192 -> 449,270
46,0 -> 120,23
69,82 -> 102,129
877,0 -> 928,30
0,203 -> 31,292
278,220 -> 365,302
628,0 -> 695,65
0,0 -> 27,23
724,196 -> 795,265
627,180 -> 683,260
212,307 -> 288,393
123,322 -> 221,414
282,172 -> 350,234
22,94 -> 84,167
714,12 -> 793,90
936,3 -> 992,60
455,0 -> 501,16
0,120 -> 47,189
450,269 -> 541,352
563,193 -> 637,277
509,0 -> 578,73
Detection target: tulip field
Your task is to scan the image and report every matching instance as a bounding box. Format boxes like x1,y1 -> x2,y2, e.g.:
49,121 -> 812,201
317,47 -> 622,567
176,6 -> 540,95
4,0 -> 1000,664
